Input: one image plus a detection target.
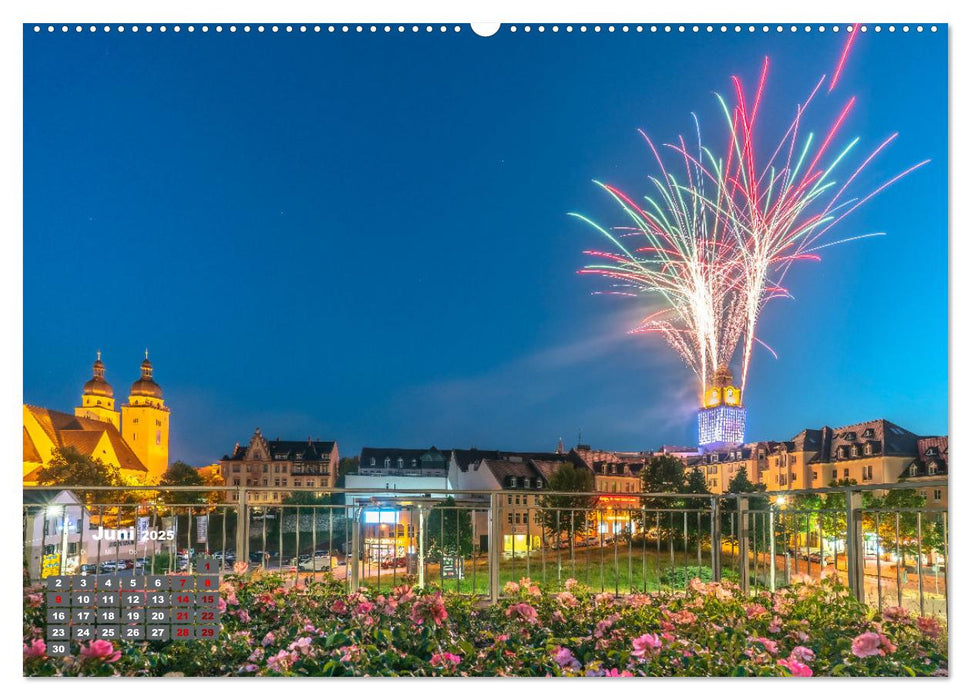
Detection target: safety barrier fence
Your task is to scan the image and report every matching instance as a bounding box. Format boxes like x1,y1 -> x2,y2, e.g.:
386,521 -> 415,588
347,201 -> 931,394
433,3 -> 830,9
23,480 -> 947,618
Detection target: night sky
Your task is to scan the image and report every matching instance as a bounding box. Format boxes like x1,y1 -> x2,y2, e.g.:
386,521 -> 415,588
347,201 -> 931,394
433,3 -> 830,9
23,25 -> 948,465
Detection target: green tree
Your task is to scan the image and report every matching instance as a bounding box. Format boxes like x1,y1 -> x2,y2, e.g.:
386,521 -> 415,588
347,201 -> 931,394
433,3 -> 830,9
281,491 -> 332,506
425,497 -> 474,559
158,461 -> 207,504
36,447 -> 123,487
680,466 -> 711,546
683,466 -> 709,495
642,454 -> 687,497
540,463 -> 596,550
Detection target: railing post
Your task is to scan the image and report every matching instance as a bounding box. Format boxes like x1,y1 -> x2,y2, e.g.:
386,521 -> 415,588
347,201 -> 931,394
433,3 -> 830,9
235,487 -> 248,567
845,489 -> 864,601
489,492 -> 501,603
768,505 -> 776,592
417,504 -> 426,590
710,497 -> 722,581
350,504 -> 361,592
737,496 -> 750,595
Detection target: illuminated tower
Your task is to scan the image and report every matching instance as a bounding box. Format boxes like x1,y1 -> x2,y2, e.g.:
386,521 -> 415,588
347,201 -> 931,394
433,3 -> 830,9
75,351 -> 120,429
121,351 -> 170,480
697,363 -> 746,450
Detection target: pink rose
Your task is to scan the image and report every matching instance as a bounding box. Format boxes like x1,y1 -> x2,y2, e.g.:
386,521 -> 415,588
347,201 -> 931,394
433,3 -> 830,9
553,646 -> 580,669
430,652 -> 462,668
779,658 -> 813,676
851,631 -> 884,658
790,646 -> 816,663
79,639 -> 121,663
631,633 -> 662,658
916,617 -> 942,639
262,631 -> 275,646
504,602 -> 539,625
233,561 -> 249,575
564,578 -> 578,591
23,639 -> 46,659
605,668 -> 634,676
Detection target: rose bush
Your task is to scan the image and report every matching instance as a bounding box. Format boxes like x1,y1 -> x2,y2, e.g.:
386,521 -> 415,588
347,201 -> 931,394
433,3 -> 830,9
22,571 -> 946,677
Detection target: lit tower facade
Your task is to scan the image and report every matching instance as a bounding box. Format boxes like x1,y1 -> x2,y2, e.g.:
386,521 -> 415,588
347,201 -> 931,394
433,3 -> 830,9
121,351 -> 170,479
697,363 -> 745,450
75,351 -> 120,429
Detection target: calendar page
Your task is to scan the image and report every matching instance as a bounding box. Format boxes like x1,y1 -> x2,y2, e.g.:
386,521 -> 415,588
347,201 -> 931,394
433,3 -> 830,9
21,10 -> 949,682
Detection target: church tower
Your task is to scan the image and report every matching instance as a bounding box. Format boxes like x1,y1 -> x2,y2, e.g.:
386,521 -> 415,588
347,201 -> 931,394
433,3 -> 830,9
75,351 -> 120,429
121,351 -> 170,480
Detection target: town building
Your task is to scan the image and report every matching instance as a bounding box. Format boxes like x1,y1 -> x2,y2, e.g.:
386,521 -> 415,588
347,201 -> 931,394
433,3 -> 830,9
24,352 -> 169,484
220,429 -> 339,504
348,447 -> 453,564
902,436 -> 948,507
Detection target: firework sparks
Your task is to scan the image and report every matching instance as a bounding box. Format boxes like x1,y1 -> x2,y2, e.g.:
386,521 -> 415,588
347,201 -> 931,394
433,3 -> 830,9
573,52 -> 926,402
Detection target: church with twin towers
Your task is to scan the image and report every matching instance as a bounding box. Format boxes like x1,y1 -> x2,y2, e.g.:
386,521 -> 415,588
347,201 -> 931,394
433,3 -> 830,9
23,351 -> 170,484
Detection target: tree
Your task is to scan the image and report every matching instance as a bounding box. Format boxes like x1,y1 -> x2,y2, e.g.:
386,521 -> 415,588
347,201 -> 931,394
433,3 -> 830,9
540,463 -> 596,549
36,447 -> 124,487
425,497 -> 473,559
158,461 -> 207,504
281,491 -> 332,506
680,466 -> 711,546
683,466 -> 709,495
642,454 -> 687,498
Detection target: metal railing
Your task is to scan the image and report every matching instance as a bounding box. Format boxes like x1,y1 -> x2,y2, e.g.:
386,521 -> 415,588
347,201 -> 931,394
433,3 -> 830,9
23,481 -> 947,618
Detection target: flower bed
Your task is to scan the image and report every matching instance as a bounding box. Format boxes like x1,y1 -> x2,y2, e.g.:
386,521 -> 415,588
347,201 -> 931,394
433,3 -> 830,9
23,566 -> 946,677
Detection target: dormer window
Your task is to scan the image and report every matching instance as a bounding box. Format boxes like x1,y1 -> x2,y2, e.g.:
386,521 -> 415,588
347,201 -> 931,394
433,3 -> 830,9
928,464 -> 938,476
864,443 -> 873,456
524,477 -> 531,488
851,445 -> 861,457
925,447 -> 939,457
510,476 -> 517,488
370,457 -> 376,467
384,457 -> 391,469
412,459 -> 417,468
862,428 -> 875,439
535,479 -> 542,489
397,457 -> 404,469
909,464 -> 918,477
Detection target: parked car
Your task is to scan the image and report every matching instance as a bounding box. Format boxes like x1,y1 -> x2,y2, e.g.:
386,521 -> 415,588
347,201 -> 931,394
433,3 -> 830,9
297,553 -> 333,571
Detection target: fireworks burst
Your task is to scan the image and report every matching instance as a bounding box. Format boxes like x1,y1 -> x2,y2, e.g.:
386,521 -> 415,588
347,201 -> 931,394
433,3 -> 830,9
573,39 -> 927,402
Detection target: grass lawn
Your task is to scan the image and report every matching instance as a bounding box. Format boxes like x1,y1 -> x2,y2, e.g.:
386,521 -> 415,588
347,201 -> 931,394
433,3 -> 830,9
355,543 -> 729,596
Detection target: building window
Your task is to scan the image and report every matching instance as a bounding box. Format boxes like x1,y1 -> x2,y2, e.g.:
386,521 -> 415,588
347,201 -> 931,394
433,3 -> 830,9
384,457 -> 391,469
515,513 -> 521,525
507,513 -> 513,524
510,477 -> 517,488
909,464 -> 919,477
812,471 -> 818,481
507,495 -> 512,506
535,479 -> 542,489
933,489 -> 942,501
370,457 -> 376,467
524,478 -> 531,488
928,464 -> 938,476
832,469 -> 837,480
843,468 -> 850,479
514,494 -> 520,506
397,457 -> 404,469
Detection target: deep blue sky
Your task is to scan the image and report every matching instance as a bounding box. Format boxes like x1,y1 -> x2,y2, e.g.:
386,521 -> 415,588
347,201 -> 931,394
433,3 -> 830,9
23,26 -> 947,465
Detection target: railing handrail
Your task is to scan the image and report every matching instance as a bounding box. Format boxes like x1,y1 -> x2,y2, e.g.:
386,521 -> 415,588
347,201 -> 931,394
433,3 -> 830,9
23,479 -> 949,497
